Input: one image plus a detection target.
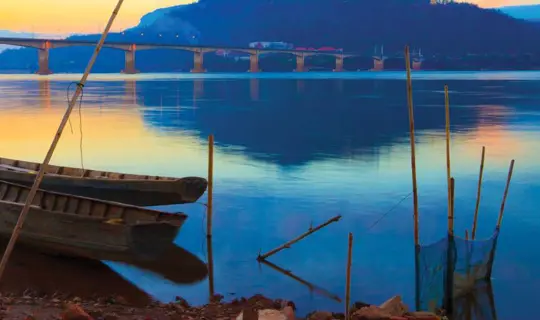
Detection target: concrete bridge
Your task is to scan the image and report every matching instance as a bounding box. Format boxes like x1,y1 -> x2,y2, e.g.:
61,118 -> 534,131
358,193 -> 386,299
0,37 -> 368,75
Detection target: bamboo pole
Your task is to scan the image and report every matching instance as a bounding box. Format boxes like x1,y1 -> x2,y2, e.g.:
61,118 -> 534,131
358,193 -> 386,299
444,85 -> 453,235
258,259 -> 341,302
496,159 -> 515,229
207,233 -> 215,299
450,177 -> 455,222
257,215 -> 342,260
345,233 -> 353,320
471,146 -> 486,240
0,0 -> 126,282
206,134 -> 215,298
404,46 -> 420,247
207,134 -> 214,238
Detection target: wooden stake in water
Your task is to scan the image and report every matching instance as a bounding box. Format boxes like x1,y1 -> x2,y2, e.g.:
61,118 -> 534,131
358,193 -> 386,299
345,233 -> 353,320
207,134 -> 214,238
444,85 -> 453,235
405,46 -> 420,246
472,146 -> 486,240
450,177 -> 455,222
0,0 -> 126,283
206,134 -> 215,298
497,159 -> 515,229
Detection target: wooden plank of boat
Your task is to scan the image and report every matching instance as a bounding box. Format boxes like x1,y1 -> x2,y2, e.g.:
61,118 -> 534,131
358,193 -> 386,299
0,180 -> 187,260
0,156 -> 208,206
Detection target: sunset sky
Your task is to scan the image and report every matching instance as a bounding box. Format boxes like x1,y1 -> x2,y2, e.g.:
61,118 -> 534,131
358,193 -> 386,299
0,0 -> 538,34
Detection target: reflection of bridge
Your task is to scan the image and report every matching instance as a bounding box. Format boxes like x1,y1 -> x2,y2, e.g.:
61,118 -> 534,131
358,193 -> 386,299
0,37 -> 361,75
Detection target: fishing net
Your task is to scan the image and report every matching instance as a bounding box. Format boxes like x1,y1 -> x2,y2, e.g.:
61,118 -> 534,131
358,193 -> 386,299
415,229 -> 499,314
453,280 -> 498,320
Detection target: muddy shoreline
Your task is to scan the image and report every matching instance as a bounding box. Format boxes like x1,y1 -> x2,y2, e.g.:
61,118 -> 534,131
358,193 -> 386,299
0,291 -> 442,319
0,292 -> 313,319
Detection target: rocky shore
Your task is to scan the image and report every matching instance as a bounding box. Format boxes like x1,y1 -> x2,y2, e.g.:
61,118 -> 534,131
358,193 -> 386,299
0,291 -> 443,320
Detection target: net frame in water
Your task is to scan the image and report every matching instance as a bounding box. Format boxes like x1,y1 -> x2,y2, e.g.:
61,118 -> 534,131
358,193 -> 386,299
403,46 -> 515,316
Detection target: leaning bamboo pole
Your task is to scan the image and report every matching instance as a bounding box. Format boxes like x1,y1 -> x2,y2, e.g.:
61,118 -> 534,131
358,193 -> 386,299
0,0 -> 126,282
257,215 -> 342,260
471,146 -> 486,239
404,46 -> 419,246
496,160 -> 515,229
444,85 -> 453,235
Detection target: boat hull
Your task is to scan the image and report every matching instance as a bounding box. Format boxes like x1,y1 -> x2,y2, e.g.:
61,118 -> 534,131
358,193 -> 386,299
0,157 -> 208,206
0,180 -> 187,260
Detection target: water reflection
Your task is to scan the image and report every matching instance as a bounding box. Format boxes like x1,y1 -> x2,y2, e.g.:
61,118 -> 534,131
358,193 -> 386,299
2,240 -> 150,305
0,73 -> 539,319
38,79 -> 51,109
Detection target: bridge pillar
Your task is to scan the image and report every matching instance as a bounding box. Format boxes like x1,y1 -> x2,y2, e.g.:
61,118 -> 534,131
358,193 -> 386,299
295,54 -> 305,72
36,48 -> 52,75
372,58 -> 385,71
122,47 -> 139,74
334,55 -> 344,72
249,52 -> 260,72
191,50 -> 206,73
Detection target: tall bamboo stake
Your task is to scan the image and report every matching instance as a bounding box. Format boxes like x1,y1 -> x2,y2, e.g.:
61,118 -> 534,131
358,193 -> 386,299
405,46 -> 419,246
345,233 -> 353,320
0,0 -> 126,282
472,146 -> 486,239
450,177 -> 455,223
207,134 -> 214,238
207,233 -> 215,298
496,159 -> 515,229
206,134 -> 215,298
444,85 -> 453,235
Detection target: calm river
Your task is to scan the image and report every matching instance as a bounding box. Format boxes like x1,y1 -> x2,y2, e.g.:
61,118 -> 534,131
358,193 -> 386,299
0,71 -> 539,319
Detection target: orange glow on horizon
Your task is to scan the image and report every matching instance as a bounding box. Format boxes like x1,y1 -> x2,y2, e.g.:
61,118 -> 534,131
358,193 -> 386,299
0,1 -> 195,34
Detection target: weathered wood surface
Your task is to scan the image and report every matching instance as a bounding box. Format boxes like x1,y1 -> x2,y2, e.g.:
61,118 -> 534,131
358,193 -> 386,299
0,180 -> 186,259
0,157 -> 208,206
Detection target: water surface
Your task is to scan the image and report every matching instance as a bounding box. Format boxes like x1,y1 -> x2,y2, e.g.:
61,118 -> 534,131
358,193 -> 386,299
0,71 -> 539,319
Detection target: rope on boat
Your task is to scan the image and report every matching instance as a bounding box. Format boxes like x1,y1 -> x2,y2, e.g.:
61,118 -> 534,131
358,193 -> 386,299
66,82 -> 86,174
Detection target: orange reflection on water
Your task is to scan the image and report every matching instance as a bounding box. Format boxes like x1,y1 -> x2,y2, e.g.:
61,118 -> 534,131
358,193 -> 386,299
0,101 -> 207,178
38,80 -> 51,109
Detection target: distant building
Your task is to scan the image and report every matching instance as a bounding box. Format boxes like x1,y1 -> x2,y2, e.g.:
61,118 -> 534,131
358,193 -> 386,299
249,41 -> 294,50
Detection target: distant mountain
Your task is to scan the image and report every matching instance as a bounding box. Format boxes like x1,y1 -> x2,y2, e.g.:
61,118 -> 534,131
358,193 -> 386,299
498,4 -> 540,21
3,0 -> 540,72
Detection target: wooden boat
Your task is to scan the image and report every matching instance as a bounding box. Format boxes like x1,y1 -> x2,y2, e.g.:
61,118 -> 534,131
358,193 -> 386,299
0,180 -> 187,260
0,157 -> 208,206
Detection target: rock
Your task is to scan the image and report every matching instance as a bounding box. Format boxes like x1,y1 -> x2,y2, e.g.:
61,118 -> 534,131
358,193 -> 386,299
352,305 -> 391,320
62,304 -> 93,320
282,305 -> 295,320
378,296 -> 408,317
308,311 -> 333,320
115,296 -> 128,305
211,294 -> 225,303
